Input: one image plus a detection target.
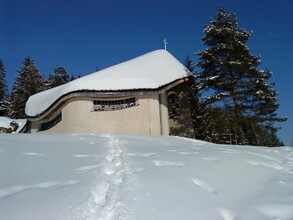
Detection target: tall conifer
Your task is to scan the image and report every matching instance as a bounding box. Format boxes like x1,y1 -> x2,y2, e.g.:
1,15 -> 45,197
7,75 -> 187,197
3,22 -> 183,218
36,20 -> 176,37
0,60 -> 8,116
8,57 -> 46,118
196,7 -> 286,146
47,67 -> 70,88
184,56 -> 213,141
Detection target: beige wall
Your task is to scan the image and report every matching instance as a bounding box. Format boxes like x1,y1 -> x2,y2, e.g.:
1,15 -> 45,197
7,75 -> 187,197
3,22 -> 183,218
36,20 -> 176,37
159,92 -> 169,135
31,94 -> 169,136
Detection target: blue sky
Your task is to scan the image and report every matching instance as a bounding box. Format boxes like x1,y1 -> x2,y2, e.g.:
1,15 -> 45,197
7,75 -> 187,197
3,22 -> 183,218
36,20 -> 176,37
1,0 -> 292,145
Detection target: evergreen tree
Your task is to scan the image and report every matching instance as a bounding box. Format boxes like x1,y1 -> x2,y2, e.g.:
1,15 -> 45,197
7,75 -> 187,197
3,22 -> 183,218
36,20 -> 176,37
196,7 -> 286,146
252,68 -> 287,124
0,60 -> 8,116
184,55 -> 195,73
184,55 -> 213,141
8,57 -> 46,118
48,67 -> 70,88
70,75 -> 76,81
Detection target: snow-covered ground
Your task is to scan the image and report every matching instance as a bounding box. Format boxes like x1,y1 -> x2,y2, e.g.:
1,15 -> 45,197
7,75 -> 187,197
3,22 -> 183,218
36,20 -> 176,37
0,134 -> 292,220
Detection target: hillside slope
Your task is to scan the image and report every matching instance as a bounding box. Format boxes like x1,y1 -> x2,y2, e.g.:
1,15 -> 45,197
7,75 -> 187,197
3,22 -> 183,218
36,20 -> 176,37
0,134 -> 292,220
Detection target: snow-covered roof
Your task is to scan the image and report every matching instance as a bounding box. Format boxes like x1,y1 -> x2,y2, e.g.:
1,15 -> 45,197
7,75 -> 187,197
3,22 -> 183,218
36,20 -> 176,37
25,49 -> 190,117
0,117 -> 27,133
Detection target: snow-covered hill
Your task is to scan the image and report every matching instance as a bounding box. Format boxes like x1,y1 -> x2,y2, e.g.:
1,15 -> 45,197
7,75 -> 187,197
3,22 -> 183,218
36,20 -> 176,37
0,134 -> 292,220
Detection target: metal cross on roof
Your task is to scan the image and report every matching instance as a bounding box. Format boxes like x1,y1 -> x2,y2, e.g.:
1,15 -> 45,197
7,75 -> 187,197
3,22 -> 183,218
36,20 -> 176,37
163,38 -> 168,51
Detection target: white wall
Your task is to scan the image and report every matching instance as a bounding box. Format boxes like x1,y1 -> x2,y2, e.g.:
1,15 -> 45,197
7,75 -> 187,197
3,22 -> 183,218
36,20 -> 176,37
31,94 -> 168,136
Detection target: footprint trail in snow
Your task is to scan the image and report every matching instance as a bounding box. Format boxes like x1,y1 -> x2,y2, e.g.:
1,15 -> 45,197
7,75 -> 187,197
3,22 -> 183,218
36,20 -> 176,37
80,135 -> 138,220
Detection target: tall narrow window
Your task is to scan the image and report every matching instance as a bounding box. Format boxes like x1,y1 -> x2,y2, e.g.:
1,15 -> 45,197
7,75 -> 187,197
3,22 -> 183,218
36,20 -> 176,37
168,93 -> 180,119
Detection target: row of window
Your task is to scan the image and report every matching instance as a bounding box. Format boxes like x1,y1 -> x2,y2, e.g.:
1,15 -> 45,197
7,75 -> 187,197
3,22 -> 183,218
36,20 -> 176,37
40,94 -> 180,131
93,97 -> 136,111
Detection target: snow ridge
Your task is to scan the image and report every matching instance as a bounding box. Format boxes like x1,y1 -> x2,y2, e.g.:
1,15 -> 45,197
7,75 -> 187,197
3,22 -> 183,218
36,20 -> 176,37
81,135 -> 134,220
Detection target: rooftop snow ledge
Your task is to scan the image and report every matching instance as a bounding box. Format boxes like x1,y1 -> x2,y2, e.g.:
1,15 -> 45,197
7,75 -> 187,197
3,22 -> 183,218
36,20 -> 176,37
25,50 -> 190,117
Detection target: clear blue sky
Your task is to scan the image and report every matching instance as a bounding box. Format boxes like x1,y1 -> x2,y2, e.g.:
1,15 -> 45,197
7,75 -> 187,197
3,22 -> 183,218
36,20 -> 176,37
1,0 -> 292,145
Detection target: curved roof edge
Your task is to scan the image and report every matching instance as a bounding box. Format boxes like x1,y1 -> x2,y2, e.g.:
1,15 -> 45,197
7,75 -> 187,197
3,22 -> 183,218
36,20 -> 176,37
27,77 -> 193,120
25,49 -> 190,117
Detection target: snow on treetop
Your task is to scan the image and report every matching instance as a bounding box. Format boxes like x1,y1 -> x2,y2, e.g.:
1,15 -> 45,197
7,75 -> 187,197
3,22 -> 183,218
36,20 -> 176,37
25,50 -> 189,117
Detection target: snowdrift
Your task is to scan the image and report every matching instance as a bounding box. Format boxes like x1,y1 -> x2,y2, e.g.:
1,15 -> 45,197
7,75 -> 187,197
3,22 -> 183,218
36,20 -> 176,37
0,134 -> 292,220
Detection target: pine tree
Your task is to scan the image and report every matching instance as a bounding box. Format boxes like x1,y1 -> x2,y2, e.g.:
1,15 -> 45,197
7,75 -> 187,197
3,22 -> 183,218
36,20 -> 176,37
252,69 -> 287,124
183,56 -> 213,141
8,57 -> 46,118
196,7 -> 286,146
0,60 -> 8,116
70,75 -> 76,81
184,55 -> 195,73
48,67 -> 70,88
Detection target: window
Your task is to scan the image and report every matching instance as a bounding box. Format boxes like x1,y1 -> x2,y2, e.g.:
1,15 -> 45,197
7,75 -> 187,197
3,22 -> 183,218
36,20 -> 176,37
93,97 -> 136,111
40,113 -> 62,131
168,93 -> 180,119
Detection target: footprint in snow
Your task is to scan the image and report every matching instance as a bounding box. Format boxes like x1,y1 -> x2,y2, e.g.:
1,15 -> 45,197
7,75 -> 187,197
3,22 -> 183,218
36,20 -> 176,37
246,151 -> 282,163
152,160 -> 186,167
76,165 -> 101,174
218,207 -> 237,220
168,149 -> 199,155
191,146 -> 201,150
221,149 -> 240,154
256,204 -> 293,220
103,165 -> 116,176
0,180 -> 79,200
200,157 -> 220,161
134,168 -> 146,173
105,153 -> 115,162
246,160 -> 284,171
22,152 -> 44,156
177,151 -> 199,155
127,152 -> 157,157
71,154 -> 95,158
191,177 -> 219,195
278,180 -> 286,184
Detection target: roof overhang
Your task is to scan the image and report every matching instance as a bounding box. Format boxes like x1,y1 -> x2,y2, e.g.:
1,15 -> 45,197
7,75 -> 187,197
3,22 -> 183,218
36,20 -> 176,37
27,76 -> 193,121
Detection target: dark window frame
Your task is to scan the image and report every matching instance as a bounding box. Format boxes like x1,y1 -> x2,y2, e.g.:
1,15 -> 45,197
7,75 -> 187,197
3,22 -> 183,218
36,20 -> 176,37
93,97 -> 136,111
40,113 -> 62,131
168,93 -> 181,119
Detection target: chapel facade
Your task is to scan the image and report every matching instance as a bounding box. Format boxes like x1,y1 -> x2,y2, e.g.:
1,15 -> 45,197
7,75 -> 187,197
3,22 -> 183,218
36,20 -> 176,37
25,50 -> 194,138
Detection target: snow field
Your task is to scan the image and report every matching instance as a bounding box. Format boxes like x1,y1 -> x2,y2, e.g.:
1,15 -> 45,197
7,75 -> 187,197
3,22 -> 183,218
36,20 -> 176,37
0,134 -> 292,219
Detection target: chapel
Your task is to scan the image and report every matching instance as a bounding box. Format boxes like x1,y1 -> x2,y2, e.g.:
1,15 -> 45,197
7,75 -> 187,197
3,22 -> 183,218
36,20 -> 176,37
25,50 -> 194,138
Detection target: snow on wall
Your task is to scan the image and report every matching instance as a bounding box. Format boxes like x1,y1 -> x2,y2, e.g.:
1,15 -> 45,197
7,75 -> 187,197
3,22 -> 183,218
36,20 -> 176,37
25,50 -> 190,117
